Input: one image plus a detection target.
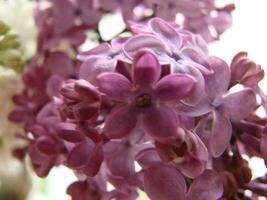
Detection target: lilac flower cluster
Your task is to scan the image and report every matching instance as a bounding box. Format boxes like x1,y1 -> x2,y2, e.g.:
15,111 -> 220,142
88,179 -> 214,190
35,0 -> 234,43
55,18 -> 266,200
8,1 -> 267,200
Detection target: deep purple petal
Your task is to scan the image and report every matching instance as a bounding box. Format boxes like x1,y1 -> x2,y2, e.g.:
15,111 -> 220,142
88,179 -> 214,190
97,72 -> 133,101
155,74 -> 195,102
83,143 -> 103,176
35,136 -> 58,155
261,126 -> 267,160
210,110 -> 232,157
144,165 -> 186,200
221,88 -> 257,121
133,51 -> 161,87
67,142 -> 94,168
186,170 -> 223,200
177,156 -> 205,179
57,122 -> 85,143
104,105 -> 138,139
143,107 -> 178,142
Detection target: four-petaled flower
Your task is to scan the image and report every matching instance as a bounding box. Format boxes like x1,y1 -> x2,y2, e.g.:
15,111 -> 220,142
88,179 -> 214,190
97,51 -> 196,142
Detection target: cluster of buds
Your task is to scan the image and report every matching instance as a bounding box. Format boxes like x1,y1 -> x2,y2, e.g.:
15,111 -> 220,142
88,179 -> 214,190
7,0 -> 267,200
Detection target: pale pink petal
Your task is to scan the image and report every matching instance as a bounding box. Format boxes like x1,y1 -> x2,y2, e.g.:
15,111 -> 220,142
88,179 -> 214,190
186,131 -> 208,161
221,88 -> 257,121
205,56 -> 230,98
154,74 -> 195,102
79,56 -> 116,84
210,110 -> 232,157
123,34 -> 169,59
173,60 -> 206,106
148,18 -> 181,51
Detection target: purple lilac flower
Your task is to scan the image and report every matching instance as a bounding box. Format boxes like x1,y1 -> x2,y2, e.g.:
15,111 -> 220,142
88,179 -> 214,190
8,0 -> 267,199
97,51 -> 195,142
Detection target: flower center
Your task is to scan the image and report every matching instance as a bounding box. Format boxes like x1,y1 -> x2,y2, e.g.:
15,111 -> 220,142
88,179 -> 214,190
136,94 -> 152,107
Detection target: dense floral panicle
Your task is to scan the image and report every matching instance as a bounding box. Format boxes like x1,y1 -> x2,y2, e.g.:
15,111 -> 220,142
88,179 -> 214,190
35,0 -> 233,43
7,0 -> 267,198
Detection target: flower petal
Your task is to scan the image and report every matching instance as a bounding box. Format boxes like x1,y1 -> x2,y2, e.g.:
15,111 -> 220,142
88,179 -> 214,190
97,72 -> 133,101
35,136 -> 58,156
260,126 -> 267,160
186,170 -> 223,200
104,105 -> 138,139
83,143 -> 104,176
154,74 -> 195,102
143,107 -> 178,142
176,156 -> 205,179
77,43 -> 112,61
123,34 -> 169,59
106,143 -> 135,178
44,52 -> 74,78
210,110 -> 232,157
221,88 -> 257,121
79,55 -> 116,84
74,80 -> 101,101
205,56 -> 230,98
46,75 -> 64,98
57,122 -> 85,143
136,148 -> 162,169
67,142 -> 94,168
133,51 -> 161,87
144,165 -> 186,200
173,60 -> 206,106
186,131 -> 208,161
148,18 -> 181,51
